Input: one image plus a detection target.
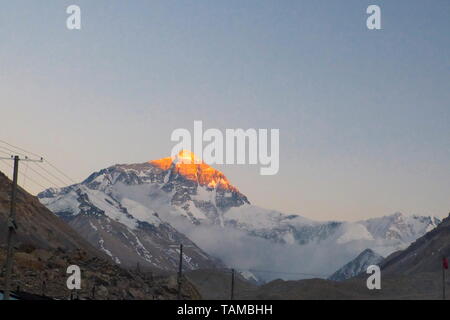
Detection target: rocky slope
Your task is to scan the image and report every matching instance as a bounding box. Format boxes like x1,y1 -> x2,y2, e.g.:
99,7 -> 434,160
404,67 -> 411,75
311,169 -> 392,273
0,172 -> 100,255
381,213 -> 450,275
0,247 -> 201,300
0,171 -> 200,300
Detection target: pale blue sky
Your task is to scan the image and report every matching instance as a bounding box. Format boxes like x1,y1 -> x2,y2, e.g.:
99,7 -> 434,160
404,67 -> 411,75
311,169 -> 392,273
0,0 -> 449,221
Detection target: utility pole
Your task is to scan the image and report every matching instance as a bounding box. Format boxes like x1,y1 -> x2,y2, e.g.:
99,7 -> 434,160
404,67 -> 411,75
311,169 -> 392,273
169,243 -> 193,300
2,155 -> 43,300
177,243 -> 183,300
3,156 -> 19,301
230,268 -> 235,300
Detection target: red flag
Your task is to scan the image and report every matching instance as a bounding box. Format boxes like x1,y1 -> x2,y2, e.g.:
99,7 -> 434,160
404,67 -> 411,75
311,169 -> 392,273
444,257 -> 449,270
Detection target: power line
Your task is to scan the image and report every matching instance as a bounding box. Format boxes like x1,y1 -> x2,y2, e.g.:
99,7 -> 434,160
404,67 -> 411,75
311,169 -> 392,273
0,145 -> 28,158
245,268 -> 327,278
3,151 -> 119,221
0,149 -> 14,157
215,267 -> 328,278
0,159 -> 48,191
0,142 -> 49,191
0,139 -> 42,158
0,158 -> 13,169
0,140 -> 88,192
22,161 -> 29,189
35,162 -> 71,187
18,171 -> 47,191
0,139 -> 74,188
44,160 -> 77,185
26,164 -> 63,189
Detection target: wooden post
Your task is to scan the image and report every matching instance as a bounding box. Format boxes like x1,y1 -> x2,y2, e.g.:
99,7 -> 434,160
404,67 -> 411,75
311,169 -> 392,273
3,156 -> 19,300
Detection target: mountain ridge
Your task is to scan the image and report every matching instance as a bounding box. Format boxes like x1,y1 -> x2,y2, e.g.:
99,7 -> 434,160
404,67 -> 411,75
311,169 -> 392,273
38,153 -> 440,280
328,248 -> 384,281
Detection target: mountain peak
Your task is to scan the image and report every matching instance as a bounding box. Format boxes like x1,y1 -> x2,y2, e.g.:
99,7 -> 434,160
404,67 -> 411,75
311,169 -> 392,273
148,150 -> 202,169
148,150 -> 237,191
174,150 -> 202,164
328,248 -> 384,281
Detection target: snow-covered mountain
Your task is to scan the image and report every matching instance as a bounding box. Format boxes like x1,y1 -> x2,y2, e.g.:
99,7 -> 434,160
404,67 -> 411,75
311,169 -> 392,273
328,248 -> 384,281
224,207 -> 440,256
379,213 -> 450,275
37,152 -> 223,271
38,151 -> 441,279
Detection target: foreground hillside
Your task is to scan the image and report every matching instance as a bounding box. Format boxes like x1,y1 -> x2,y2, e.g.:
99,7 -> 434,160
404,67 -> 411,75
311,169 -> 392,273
0,171 -> 200,300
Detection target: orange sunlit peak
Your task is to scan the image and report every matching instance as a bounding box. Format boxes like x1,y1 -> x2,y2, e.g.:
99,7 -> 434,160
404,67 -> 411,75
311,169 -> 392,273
173,150 -> 203,164
148,151 -> 235,191
148,150 -> 202,170
148,156 -> 173,170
